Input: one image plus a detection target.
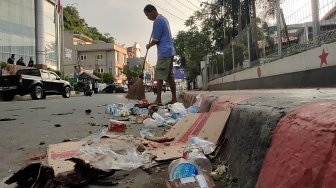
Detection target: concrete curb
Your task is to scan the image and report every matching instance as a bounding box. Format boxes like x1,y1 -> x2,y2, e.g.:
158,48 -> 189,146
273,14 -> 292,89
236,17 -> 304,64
181,91 -> 336,188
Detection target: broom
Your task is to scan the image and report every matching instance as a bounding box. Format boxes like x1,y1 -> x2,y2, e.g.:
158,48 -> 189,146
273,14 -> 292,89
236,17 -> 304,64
125,47 -> 149,100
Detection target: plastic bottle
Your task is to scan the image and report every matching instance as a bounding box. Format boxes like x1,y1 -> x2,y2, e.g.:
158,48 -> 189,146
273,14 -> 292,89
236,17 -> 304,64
143,118 -> 159,128
183,144 -> 212,176
187,105 -> 200,113
168,158 -> 201,180
152,112 -> 166,126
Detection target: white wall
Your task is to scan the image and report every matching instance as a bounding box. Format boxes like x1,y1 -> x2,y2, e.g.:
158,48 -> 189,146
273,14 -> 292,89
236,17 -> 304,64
209,42 -> 336,86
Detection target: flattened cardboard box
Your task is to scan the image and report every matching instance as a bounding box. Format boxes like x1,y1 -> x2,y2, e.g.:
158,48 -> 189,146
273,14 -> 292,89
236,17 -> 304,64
149,111 -> 230,161
47,141 -> 86,175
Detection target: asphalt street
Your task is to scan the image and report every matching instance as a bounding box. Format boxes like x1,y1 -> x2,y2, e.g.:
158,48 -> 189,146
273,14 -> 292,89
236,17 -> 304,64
0,91 -> 177,187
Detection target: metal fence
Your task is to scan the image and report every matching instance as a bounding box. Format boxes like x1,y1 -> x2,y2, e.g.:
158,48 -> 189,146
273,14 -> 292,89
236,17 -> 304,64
208,0 -> 336,81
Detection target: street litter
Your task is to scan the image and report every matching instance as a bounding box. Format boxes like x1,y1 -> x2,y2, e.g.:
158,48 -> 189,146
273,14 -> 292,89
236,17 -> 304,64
140,129 -> 155,137
106,103 -> 132,117
73,137 -> 151,171
85,109 -> 92,115
54,124 -> 61,127
30,152 -> 47,160
146,111 -> 231,161
166,174 -> 216,188
108,119 -> 127,132
144,135 -> 175,143
5,163 -> 55,188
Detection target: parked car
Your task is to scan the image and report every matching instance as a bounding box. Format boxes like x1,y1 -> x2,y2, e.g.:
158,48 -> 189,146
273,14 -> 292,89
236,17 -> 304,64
102,84 -> 125,93
123,84 -> 128,93
0,68 -> 71,101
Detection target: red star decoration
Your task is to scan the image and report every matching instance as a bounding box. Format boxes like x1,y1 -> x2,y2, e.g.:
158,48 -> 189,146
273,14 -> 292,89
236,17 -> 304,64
319,48 -> 328,67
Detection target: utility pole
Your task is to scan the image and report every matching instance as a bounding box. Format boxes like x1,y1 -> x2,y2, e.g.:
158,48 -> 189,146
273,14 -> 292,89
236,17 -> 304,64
311,0 -> 320,40
276,0 -> 282,58
222,0 -> 226,76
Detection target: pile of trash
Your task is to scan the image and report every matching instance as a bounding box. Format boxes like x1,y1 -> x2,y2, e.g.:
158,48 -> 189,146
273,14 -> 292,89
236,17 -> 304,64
6,95 -> 231,188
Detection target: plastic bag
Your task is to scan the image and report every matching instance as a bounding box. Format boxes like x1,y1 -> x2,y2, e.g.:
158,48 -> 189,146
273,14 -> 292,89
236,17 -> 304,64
139,129 -> 155,137
157,108 -> 170,118
171,112 -> 186,121
75,139 -> 150,171
188,136 -> 216,155
152,112 -> 166,126
168,102 -> 187,114
143,118 -> 159,128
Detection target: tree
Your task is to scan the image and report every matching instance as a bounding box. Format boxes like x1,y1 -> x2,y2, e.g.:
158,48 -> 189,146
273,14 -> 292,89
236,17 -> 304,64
102,73 -> 114,84
63,5 -> 114,43
122,65 -> 142,81
174,30 -> 212,81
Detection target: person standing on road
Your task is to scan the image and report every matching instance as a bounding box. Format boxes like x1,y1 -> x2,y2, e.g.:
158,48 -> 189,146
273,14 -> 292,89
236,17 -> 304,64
144,4 -> 177,105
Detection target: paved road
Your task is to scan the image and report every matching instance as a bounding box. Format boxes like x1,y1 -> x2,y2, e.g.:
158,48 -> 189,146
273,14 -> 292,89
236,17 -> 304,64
0,91 -> 177,185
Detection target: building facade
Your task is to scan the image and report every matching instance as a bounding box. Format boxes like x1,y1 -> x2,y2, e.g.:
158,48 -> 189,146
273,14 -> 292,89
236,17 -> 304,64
127,42 -> 141,58
0,0 -> 61,69
62,31 -> 127,83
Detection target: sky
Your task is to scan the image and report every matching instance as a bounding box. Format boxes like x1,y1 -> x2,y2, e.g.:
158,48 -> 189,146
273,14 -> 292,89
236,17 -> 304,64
62,0 -> 335,65
62,0 -> 203,65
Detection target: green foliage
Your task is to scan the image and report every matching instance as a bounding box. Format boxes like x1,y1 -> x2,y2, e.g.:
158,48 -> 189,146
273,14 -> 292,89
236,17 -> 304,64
174,30 -> 212,81
102,73 -> 114,84
0,61 -> 7,69
74,81 -> 85,91
63,6 -> 114,43
122,65 -> 142,81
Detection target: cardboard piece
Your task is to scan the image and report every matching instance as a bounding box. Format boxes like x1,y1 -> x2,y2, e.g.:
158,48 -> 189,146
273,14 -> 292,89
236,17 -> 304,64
148,111 -> 231,161
47,141 -> 85,176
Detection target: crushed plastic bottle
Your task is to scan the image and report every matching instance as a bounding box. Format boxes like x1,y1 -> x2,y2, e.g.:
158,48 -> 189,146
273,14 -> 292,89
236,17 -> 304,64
183,144 -> 212,176
152,112 -> 166,126
187,105 -> 200,113
143,118 -> 159,128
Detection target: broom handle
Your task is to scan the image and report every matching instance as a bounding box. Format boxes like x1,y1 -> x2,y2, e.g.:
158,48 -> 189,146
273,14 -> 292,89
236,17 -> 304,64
142,36 -> 152,73
142,48 -> 149,73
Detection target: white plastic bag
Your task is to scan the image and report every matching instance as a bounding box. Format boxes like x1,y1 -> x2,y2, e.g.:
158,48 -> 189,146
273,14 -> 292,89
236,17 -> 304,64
75,139 -> 150,171
168,102 -> 187,114
143,118 -> 159,128
188,136 -> 216,155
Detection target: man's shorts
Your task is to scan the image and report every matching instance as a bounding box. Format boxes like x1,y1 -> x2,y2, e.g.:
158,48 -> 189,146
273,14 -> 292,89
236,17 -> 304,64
154,56 -> 174,81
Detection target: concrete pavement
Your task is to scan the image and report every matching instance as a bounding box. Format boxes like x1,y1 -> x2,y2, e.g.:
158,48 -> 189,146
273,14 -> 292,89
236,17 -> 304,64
182,88 -> 336,188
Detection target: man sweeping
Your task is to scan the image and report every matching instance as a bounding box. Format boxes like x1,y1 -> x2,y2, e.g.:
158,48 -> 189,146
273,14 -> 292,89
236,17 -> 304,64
144,4 -> 177,105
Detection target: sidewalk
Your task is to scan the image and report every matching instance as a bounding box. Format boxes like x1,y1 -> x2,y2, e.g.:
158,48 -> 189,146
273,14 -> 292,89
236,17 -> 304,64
182,88 -> 336,188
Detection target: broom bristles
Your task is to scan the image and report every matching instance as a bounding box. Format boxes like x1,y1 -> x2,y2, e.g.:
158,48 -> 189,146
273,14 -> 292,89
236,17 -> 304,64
125,78 -> 145,100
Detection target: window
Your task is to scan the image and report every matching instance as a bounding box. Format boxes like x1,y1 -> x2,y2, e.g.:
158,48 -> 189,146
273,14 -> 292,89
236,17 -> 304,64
41,71 -> 49,79
49,73 -> 58,80
98,68 -> 104,73
80,55 -> 87,61
97,54 -> 103,59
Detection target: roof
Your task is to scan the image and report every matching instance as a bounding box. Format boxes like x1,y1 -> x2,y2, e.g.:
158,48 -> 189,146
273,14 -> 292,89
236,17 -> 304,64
78,71 -> 101,80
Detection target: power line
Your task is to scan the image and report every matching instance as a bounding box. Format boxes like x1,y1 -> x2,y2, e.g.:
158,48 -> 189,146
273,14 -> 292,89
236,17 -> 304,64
146,0 -> 185,21
186,0 -> 201,10
163,0 -> 190,18
173,0 -> 197,12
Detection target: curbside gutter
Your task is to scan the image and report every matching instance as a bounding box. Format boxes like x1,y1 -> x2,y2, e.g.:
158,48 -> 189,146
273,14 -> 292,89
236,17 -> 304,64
181,90 -> 336,188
